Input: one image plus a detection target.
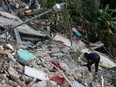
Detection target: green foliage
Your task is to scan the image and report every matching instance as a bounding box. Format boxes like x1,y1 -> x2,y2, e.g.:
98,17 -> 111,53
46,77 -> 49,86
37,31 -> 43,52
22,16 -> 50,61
22,0 -> 30,4
46,0 -> 115,48
64,0 -> 116,47
40,0 -> 47,6
22,0 -> 116,48
67,0 -> 101,23
46,0 -> 62,8
111,74 -> 116,86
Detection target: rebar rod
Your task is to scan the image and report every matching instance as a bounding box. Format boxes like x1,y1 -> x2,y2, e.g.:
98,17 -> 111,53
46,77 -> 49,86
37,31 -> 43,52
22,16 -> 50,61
12,9 -> 52,29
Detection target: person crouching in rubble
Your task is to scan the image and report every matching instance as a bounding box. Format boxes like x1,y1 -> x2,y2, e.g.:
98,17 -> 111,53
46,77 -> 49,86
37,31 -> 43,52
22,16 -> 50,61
84,52 -> 100,74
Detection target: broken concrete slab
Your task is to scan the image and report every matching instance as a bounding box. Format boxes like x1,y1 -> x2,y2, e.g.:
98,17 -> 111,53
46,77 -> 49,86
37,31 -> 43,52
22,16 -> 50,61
61,47 -> 70,53
0,11 -> 21,21
21,41 -> 36,48
52,33 -> 72,46
8,66 -> 20,80
51,47 -> 60,53
49,44 -> 60,53
24,66 -> 49,80
89,41 -> 104,50
0,11 -> 46,37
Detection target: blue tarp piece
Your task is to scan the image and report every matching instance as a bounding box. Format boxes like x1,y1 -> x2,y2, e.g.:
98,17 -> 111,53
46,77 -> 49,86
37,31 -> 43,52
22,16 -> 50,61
74,31 -> 82,37
72,28 -> 82,37
17,49 -> 36,64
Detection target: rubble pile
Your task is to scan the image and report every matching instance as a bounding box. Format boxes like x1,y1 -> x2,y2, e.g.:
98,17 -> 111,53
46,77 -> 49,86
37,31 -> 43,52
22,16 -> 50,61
0,0 -> 116,87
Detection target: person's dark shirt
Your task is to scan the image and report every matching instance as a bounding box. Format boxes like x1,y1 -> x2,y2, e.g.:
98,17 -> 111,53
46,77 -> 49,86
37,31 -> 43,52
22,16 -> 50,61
85,53 -> 100,61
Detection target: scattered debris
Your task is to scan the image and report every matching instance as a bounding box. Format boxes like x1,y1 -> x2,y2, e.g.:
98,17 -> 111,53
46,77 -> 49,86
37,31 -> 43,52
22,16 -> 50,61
8,66 -> 20,80
0,1 -> 115,87
53,33 -> 72,46
89,41 -> 104,50
24,66 -> 49,80
73,80 -> 85,87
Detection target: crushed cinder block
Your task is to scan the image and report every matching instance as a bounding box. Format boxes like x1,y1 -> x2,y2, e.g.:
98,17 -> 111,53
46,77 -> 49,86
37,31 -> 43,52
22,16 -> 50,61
49,44 -> 60,53
70,43 -> 79,52
73,80 -> 85,87
89,41 -> 104,50
61,47 -> 70,53
21,41 -> 36,49
51,52 -> 65,58
8,66 -> 20,80
60,63 -> 70,72
35,50 -> 51,58
51,47 -> 60,53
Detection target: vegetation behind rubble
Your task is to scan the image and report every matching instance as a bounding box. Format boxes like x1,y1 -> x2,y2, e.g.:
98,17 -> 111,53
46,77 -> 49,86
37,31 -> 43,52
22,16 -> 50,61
64,0 -> 116,46
111,73 -> 116,86
47,0 -> 116,57
22,0 -> 116,56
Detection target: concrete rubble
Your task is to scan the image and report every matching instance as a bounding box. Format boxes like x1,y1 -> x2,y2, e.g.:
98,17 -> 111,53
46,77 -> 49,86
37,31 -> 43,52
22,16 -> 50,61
0,1 -> 116,87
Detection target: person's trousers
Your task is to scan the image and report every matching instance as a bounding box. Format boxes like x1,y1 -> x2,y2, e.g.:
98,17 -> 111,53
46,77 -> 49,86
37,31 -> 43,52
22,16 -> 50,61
86,57 -> 100,72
